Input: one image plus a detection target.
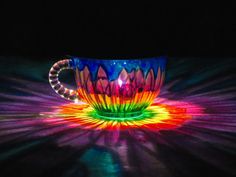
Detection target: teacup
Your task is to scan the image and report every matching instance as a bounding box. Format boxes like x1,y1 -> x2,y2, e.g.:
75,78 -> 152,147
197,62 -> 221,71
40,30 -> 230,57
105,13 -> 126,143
49,57 -> 166,118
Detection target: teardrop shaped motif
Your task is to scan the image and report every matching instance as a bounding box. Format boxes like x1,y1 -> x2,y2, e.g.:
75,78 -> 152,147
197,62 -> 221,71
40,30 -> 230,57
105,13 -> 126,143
135,69 -> 145,92
118,68 -> 129,82
145,69 -> 155,91
97,66 -> 108,79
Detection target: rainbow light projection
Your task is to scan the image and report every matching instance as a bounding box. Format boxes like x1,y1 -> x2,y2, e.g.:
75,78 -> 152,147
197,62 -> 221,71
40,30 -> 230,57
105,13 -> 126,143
42,100 -> 202,131
0,58 -> 236,177
0,77 -> 206,134
47,57 -> 202,131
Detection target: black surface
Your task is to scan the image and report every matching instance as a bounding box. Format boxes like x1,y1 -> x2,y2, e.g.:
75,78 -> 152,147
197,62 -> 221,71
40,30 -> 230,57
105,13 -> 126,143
0,2 -> 234,58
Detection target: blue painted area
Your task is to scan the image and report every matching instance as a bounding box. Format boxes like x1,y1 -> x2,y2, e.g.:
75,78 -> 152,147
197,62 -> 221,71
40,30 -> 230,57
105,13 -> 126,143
70,57 -> 166,81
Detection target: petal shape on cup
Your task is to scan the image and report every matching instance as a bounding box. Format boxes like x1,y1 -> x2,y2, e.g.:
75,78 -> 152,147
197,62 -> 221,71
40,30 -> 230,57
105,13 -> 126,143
154,67 -> 161,90
110,80 -> 120,97
95,79 -> 109,94
118,68 -> 129,83
97,66 -> 108,79
145,69 -> 155,91
135,69 -> 145,92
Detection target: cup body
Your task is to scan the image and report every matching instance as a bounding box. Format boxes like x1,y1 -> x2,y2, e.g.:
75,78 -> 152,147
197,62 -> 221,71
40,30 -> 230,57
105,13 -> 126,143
70,57 -> 166,117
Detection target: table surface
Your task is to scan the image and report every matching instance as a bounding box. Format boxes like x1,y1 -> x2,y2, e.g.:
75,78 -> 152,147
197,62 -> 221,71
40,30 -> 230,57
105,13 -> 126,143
0,57 -> 235,177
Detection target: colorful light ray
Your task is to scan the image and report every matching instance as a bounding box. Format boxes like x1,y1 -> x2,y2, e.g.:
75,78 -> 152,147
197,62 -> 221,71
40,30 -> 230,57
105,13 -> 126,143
0,76 -> 235,177
1,58 -> 236,177
40,98 -> 204,131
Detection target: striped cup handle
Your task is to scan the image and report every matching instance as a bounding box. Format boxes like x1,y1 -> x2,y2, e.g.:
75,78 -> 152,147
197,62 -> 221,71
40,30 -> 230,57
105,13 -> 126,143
49,59 -> 79,102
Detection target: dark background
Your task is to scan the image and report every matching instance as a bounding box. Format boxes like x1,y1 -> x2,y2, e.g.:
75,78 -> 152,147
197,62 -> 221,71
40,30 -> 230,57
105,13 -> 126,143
0,1 -> 235,59
0,2 -> 236,177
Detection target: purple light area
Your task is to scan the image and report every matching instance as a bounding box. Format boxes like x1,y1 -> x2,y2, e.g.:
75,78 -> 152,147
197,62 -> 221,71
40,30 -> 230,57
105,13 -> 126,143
0,76 -> 236,176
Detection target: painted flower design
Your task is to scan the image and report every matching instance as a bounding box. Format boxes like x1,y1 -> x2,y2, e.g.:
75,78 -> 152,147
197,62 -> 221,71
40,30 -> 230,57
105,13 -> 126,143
75,66 -> 165,113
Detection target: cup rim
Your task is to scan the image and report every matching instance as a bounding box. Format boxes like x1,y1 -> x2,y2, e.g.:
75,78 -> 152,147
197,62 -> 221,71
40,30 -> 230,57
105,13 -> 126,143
68,55 -> 167,61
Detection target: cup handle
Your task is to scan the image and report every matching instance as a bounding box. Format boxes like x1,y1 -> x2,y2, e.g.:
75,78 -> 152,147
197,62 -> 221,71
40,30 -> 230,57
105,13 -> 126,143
49,59 -> 79,103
